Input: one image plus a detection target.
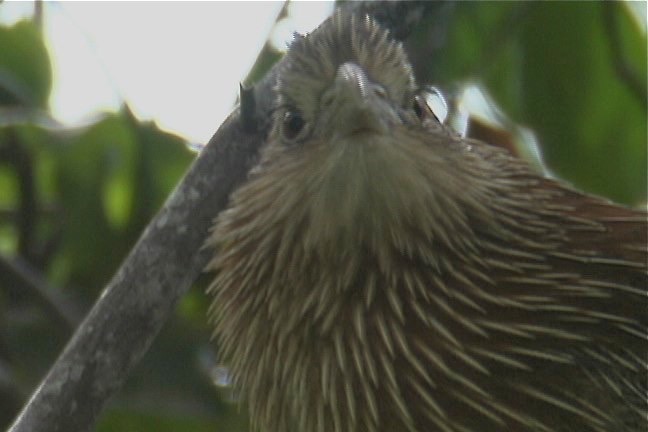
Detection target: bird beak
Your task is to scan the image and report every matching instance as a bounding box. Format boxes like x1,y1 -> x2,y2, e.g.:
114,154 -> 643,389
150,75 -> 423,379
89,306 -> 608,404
328,62 -> 393,138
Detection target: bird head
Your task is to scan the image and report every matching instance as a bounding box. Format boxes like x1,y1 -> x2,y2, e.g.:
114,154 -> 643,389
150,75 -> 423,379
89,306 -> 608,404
242,11 -> 495,255
274,12 -> 416,146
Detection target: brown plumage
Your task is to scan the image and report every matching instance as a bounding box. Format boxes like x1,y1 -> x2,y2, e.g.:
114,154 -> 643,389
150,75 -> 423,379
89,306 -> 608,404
206,11 -> 647,432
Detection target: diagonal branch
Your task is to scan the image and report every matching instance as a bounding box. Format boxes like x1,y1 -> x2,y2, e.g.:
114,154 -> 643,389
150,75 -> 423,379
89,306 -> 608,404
7,66 -> 278,431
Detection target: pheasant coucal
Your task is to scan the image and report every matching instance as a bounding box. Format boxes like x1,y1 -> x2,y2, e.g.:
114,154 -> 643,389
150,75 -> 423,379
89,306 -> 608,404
206,11 -> 647,432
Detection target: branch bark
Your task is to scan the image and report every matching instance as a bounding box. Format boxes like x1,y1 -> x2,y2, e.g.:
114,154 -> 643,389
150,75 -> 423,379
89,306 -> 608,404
7,65 -> 277,431
7,4 -> 440,431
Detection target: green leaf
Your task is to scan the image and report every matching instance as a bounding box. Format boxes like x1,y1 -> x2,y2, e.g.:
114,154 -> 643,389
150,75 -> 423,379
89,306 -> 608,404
520,2 -> 646,205
46,107 -> 193,291
428,2 -> 646,205
0,20 -> 52,108
51,113 -> 135,289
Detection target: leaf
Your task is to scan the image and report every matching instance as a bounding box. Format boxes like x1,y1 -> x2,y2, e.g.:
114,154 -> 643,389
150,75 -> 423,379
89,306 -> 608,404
48,108 -> 193,292
426,2 -> 646,205
520,2 -> 646,205
0,20 -> 52,108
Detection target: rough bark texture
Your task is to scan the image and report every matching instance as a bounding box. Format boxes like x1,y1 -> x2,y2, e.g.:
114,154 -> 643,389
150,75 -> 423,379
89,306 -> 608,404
7,85 -> 272,432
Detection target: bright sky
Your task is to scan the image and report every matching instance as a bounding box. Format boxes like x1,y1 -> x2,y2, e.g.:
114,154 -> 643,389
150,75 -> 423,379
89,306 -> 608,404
1,1 -> 333,145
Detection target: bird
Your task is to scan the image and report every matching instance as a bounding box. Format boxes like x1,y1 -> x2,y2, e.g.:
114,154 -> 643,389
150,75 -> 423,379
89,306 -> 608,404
205,10 -> 647,432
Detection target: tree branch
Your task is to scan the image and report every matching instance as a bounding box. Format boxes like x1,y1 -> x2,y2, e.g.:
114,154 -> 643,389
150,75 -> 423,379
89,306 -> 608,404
7,63 -> 278,431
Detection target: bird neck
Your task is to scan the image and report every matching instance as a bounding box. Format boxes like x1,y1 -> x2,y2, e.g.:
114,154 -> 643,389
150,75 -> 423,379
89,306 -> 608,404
268,130 -> 496,261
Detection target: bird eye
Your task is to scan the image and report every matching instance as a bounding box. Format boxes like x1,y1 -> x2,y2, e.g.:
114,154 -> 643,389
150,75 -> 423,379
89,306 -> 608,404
413,86 -> 448,124
413,97 -> 424,119
281,110 -> 306,141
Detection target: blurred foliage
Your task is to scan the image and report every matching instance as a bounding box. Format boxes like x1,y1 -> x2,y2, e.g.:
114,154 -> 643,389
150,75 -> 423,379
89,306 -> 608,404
420,1 -> 646,205
0,20 -> 51,107
0,2 -> 645,432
